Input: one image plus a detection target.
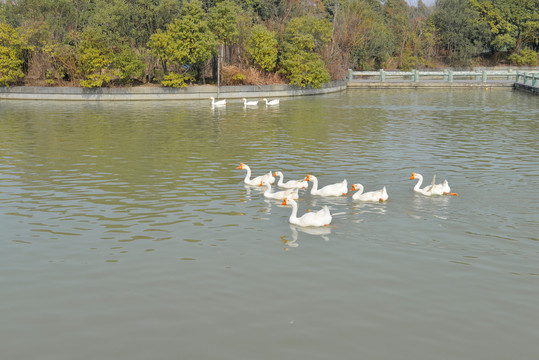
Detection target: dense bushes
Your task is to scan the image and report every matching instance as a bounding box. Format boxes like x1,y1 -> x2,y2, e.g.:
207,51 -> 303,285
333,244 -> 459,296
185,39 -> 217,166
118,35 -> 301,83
0,0 -> 537,88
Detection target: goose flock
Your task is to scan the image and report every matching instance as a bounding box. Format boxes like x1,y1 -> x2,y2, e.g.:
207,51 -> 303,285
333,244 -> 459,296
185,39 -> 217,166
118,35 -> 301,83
210,97 -> 280,107
236,163 -> 458,228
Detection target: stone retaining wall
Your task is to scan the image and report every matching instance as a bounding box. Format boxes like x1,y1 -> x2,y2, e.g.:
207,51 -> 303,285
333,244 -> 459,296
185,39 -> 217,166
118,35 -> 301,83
514,82 -> 539,95
0,81 -> 347,101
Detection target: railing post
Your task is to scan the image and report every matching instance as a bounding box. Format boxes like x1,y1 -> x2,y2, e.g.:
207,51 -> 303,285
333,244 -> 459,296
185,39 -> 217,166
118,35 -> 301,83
443,69 -> 448,81
348,69 -> 353,82
533,73 -> 537,87
475,68 -> 481,81
516,71 -> 520,82
413,69 -> 419,82
448,70 -> 453,83
523,72 -> 528,84
508,68 -> 513,81
482,70 -> 487,83
380,69 -> 385,82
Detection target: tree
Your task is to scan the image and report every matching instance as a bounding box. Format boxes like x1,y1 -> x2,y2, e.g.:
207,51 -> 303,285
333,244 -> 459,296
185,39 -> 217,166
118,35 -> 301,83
208,0 -> 240,63
279,16 -> 331,87
0,0 -> 89,42
470,0 -> 539,53
77,29 -> 114,87
0,22 -> 32,86
330,0 -> 394,70
433,0 -> 491,65
246,24 -> 278,71
147,0 -> 217,85
87,0 -> 182,48
280,49 -> 330,88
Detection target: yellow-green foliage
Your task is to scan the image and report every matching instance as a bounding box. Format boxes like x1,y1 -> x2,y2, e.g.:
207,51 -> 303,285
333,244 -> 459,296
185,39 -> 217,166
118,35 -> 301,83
0,22 -> 32,86
78,44 -> 112,88
246,25 -> 278,72
508,48 -> 538,66
147,0 -> 216,79
279,16 -> 331,88
279,50 -> 330,88
161,72 -> 194,88
232,73 -> 246,83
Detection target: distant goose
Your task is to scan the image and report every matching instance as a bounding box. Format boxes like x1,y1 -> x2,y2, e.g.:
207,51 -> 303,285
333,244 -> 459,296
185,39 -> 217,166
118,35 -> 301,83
210,97 -> 226,106
409,172 -> 458,196
281,198 -> 332,227
260,180 -> 299,200
350,183 -> 388,202
236,163 -> 274,186
263,98 -> 280,106
242,98 -> 258,106
274,171 -> 308,189
305,174 -> 348,197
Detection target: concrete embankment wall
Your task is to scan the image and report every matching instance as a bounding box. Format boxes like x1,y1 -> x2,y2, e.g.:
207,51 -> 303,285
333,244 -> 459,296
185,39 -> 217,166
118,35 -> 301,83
347,81 -> 514,88
513,82 -> 539,95
0,81 -> 347,101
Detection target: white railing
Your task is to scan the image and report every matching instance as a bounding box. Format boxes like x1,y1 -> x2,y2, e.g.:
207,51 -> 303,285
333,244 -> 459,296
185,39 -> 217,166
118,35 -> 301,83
347,69 -> 531,83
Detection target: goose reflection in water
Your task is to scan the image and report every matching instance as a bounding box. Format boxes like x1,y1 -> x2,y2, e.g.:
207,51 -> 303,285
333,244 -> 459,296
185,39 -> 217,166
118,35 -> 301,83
242,184 -> 265,198
282,224 -> 332,249
350,201 -> 388,218
409,194 -> 451,220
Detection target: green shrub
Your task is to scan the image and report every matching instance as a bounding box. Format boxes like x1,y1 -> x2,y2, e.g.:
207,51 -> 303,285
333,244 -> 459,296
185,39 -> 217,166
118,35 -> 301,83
279,49 -> 330,88
246,25 -> 278,72
508,48 -> 538,66
161,72 -> 194,88
0,22 -> 32,86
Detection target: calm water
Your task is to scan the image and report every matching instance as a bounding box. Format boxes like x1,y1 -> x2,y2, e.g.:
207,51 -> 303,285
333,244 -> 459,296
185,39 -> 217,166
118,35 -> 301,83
1,88 -> 538,360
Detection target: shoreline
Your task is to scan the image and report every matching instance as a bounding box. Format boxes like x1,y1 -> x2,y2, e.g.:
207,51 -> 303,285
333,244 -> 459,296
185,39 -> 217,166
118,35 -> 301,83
0,81 -> 347,101
1,78 -> 535,100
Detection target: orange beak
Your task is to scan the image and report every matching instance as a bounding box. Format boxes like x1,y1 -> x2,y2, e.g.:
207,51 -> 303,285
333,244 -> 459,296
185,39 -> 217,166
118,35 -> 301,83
281,198 -> 287,205
351,185 -> 357,191
236,163 -> 243,169
305,175 -> 311,181
409,173 -> 415,180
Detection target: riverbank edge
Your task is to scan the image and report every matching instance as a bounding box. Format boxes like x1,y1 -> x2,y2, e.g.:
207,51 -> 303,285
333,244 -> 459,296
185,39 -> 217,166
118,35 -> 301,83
0,80 -> 347,101
347,81 -> 514,88
513,82 -> 539,95
2,78 -> 533,100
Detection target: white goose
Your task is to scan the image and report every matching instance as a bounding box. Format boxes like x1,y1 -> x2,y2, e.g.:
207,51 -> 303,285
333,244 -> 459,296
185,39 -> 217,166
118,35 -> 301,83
409,172 -> 458,196
242,98 -> 258,106
274,171 -> 308,189
260,180 -> 299,200
305,174 -> 348,196
210,97 -> 226,106
350,183 -> 388,202
236,163 -> 274,186
263,98 -> 280,106
281,198 -> 332,227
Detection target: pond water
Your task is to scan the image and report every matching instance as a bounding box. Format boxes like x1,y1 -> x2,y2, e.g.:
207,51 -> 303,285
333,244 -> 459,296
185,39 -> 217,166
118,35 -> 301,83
1,88 -> 538,360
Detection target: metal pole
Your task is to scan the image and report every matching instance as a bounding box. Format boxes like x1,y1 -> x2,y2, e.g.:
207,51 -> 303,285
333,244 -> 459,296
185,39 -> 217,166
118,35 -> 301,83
217,45 -> 221,97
